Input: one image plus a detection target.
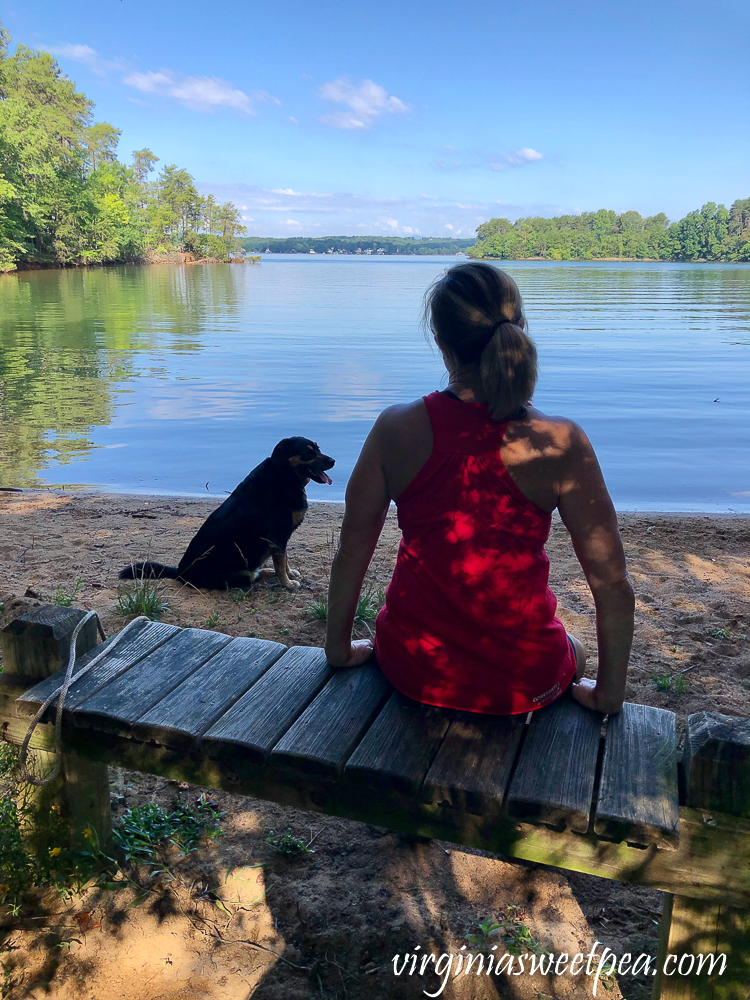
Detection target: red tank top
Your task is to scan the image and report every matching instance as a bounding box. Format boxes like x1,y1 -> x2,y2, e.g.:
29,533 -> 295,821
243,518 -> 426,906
373,391 -> 576,715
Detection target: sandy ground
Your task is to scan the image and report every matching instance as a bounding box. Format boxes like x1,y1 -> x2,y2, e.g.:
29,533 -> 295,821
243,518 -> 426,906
1,490 -> 749,1000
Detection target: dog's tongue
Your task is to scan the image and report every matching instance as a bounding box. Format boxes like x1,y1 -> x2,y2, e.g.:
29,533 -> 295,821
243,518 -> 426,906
320,471 -> 333,485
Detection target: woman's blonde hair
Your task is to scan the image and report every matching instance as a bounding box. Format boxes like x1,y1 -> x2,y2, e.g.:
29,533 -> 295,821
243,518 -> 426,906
424,261 -> 537,420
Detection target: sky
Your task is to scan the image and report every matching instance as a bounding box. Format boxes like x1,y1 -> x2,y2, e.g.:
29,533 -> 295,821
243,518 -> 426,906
2,0 -> 749,237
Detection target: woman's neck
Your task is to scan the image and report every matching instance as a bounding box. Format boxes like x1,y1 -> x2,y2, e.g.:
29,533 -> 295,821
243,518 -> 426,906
445,377 -> 486,403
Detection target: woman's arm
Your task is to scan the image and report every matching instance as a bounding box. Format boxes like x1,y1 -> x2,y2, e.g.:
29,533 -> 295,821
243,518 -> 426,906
556,422 -> 635,714
325,415 -> 391,667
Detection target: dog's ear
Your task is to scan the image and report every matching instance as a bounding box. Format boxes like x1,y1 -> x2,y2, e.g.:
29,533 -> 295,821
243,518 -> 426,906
271,437 -> 318,466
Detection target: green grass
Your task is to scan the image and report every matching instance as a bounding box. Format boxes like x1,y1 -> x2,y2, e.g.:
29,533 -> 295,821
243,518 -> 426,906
306,584 -> 386,631
116,576 -> 171,621
266,827 -> 314,856
205,611 -> 222,629
673,673 -> 690,694
113,799 -> 223,862
226,586 -> 254,604
52,577 -> 83,606
707,627 -> 746,641
306,596 -> 328,620
495,905 -> 545,957
466,917 -> 503,951
354,584 -> 386,631
651,670 -> 690,694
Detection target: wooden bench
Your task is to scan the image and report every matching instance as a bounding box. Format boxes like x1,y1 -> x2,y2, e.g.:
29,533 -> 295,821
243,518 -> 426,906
2,606 -> 749,999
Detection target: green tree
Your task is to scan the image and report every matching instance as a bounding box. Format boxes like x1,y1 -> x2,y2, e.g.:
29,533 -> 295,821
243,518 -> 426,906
131,147 -> 159,186
0,38 -> 93,265
85,121 -> 121,172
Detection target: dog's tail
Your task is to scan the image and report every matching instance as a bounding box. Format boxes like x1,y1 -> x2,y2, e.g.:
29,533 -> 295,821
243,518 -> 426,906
119,561 -> 179,580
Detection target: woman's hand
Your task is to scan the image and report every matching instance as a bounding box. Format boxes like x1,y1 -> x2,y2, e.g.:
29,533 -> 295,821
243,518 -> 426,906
571,677 -> 623,715
325,638 -> 374,669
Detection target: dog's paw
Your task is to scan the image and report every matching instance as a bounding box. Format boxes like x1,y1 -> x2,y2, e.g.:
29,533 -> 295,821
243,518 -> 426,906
288,568 -> 301,579
283,579 -> 301,590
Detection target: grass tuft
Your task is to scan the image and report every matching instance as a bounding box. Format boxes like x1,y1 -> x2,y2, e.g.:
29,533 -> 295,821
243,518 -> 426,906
708,627 -> 746,641
116,574 -> 170,621
114,798 -> 223,862
306,596 -> 328,621
651,670 -> 690,694
266,827 -> 314,856
52,578 -> 83,606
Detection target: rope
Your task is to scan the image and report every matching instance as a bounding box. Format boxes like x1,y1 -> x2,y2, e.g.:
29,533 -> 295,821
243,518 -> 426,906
18,612 -> 151,787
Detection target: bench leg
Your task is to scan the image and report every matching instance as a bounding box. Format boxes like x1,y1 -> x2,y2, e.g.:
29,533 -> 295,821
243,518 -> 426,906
1,606 -> 112,853
20,748 -> 112,855
652,893 -> 750,999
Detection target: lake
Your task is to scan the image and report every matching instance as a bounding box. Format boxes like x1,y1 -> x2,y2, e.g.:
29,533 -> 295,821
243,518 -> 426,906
0,257 -> 748,512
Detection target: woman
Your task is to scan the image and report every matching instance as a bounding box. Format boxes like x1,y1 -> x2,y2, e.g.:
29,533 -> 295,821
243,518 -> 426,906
325,262 -> 633,715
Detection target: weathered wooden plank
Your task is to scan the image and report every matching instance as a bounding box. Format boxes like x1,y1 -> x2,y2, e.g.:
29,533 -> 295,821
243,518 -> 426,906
344,691 -> 453,795
423,711 -> 526,815
203,646 -> 332,762
683,711 -> 750,819
17,619 -> 181,716
271,663 -> 392,777
133,637 -> 286,748
506,694 -> 602,832
594,702 -> 679,849
73,628 -> 231,730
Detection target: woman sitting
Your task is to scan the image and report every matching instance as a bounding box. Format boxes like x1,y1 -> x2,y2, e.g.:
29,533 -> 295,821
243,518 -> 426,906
325,262 -> 634,716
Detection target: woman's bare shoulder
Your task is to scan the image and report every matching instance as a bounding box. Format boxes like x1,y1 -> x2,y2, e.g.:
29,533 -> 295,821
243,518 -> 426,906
373,398 -> 429,435
510,406 -> 593,459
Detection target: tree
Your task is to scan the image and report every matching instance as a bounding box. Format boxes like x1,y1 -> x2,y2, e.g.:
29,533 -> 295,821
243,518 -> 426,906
0,39 -> 93,264
85,121 -> 121,172
131,147 -> 159,186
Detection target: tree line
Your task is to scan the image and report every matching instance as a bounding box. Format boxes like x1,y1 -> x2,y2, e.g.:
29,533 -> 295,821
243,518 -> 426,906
0,27 -> 247,273
468,203 -> 750,262
240,236 -> 476,254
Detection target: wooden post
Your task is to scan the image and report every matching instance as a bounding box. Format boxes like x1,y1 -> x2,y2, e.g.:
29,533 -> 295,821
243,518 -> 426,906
652,712 -> 750,1000
0,606 -> 112,852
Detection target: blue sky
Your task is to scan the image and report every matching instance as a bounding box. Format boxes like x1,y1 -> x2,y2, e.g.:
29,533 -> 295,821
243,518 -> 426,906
3,0 -> 749,237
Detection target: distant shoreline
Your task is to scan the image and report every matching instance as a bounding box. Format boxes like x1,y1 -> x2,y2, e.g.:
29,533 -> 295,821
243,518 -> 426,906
9,255 -> 750,274
2,486 -> 747,516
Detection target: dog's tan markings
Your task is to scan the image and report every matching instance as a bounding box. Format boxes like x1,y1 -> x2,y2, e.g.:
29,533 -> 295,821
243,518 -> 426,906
288,455 -> 303,467
271,549 -> 300,589
292,509 -> 306,526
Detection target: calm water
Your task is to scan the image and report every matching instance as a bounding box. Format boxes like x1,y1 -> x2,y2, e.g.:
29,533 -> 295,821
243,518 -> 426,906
1,257 -> 749,511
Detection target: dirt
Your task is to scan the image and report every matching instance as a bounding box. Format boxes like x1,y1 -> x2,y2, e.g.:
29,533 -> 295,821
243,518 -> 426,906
0,490 -> 748,1000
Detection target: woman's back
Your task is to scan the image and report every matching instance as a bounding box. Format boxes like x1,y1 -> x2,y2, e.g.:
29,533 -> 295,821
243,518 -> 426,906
373,390 -> 576,715
325,261 -> 633,718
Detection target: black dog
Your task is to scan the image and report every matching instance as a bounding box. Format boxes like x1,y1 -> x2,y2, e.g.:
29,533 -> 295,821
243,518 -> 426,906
119,437 -> 335,590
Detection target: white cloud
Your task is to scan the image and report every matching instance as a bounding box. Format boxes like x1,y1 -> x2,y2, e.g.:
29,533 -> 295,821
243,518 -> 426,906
41,43 -> 124,76
288,116 -> 299,125
378,217 -> 399,230
123,69 -> 278,115
317,77 -> 409,130
268,188 -> 331,198
491,147 -> 545,171
514,147 -> 544,162
445,224 -> 454,231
